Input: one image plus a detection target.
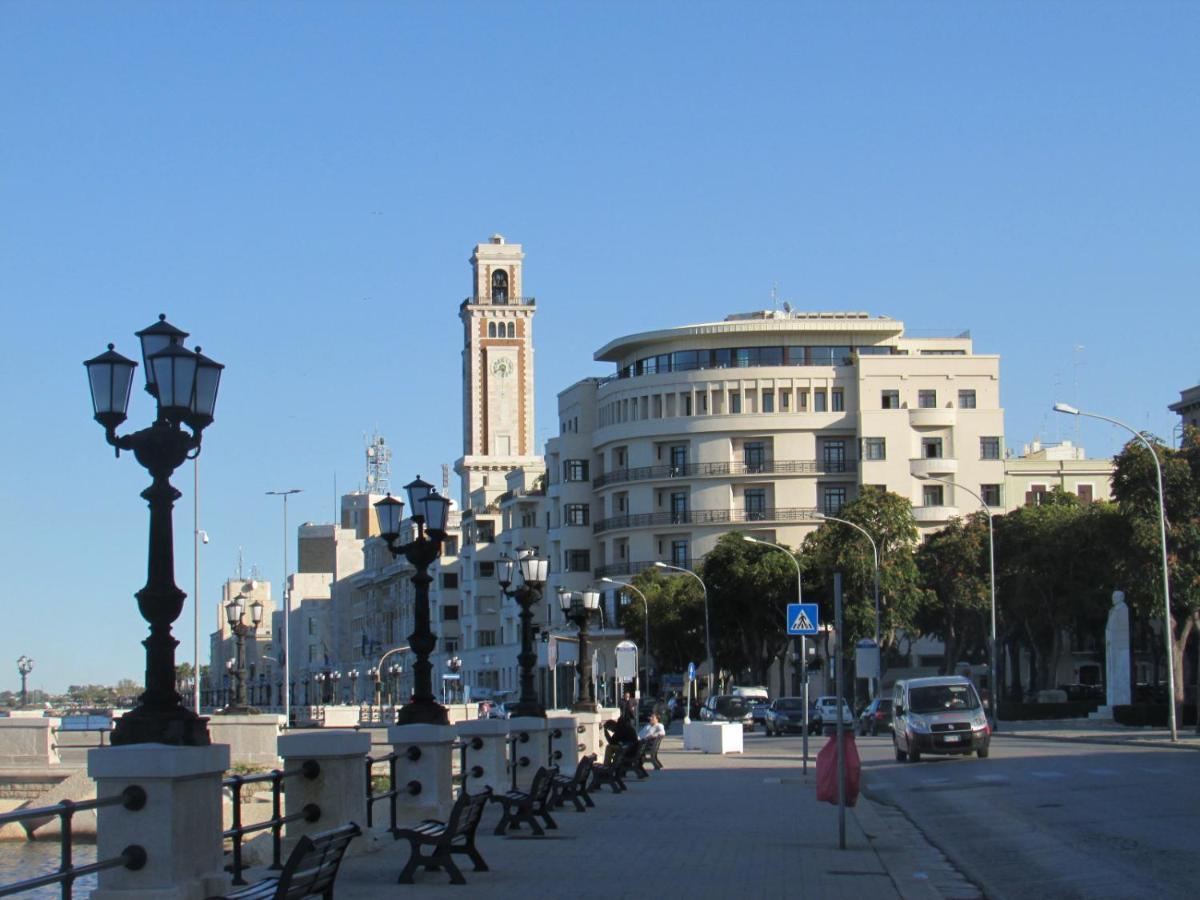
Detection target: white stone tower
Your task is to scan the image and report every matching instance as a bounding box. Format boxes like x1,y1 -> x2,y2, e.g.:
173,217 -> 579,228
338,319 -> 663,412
455,235 -> 541,509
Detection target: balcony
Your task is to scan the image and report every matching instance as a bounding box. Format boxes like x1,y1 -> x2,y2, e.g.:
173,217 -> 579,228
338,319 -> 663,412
593,459 -> 857,489
910,456 -> 959,478
459,295 -> 536,309
593,506 -> 822,535
913,505 -> 959,523
909,407 -> 957,428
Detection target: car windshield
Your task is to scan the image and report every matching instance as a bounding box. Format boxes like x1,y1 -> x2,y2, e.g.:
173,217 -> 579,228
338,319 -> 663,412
774,699 -> 805,711
715,697 -> 749,716
909,684 -> 980,714
877,699 -> 892,710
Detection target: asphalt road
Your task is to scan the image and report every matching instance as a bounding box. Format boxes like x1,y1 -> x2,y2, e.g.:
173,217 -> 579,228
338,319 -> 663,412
847,731 -> 1200,900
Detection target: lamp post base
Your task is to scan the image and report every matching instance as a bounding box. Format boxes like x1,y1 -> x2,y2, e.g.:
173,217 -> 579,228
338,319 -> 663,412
571,701 -> 599,714
395,698 -> 449,727
510,700 -> 546,719
111,705 -> 211,747
215,705 -> 261,716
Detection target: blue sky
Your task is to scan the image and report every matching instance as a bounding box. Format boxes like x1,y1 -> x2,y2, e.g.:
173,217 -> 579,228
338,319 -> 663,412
2,3 -> 1196,692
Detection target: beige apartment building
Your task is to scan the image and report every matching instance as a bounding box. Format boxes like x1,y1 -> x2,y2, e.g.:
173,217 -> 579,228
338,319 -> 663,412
1003,439 -> 1114,507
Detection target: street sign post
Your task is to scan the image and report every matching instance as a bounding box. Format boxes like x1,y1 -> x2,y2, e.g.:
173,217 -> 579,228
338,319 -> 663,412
787,603 -> 820,636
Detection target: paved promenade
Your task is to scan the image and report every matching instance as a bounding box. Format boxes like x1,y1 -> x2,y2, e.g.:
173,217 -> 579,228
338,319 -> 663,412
271,735 -> 963,900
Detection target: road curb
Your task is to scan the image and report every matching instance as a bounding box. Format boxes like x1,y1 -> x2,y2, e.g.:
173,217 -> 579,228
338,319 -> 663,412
994,732 -> 1200,751
853,794 -> 947,900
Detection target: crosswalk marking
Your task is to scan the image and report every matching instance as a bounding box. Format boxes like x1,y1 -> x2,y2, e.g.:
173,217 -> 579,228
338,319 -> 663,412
1085,768 -> 1119,776
1030,771 -> 1065,779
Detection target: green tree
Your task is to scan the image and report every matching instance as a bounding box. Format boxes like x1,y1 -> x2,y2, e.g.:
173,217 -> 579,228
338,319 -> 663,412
702,532 -> 795,688
1110,428 -> 1200,717
800,489 -> 923,654
620,569 -> 706,679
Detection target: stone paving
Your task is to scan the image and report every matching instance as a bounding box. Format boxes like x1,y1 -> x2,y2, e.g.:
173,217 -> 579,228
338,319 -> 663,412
253,735 -> 967,900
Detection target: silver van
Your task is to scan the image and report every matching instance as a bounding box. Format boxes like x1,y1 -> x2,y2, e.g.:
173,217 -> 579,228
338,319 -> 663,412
891,676 -> 990,761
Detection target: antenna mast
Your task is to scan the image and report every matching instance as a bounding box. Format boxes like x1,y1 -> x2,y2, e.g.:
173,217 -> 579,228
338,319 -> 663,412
365,429 -> 391,495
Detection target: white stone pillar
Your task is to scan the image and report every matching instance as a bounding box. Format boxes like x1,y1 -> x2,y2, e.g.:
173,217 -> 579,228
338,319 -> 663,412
455,718 -> 510,795
546,715 -> 579,773
88,743 -> 230,900
277,730 -> 376,855
0,716 -> 61,766
507,717 -> 549,790
386,723 -> 457,824
206,714 -> 285,768
573,711 -> 606,759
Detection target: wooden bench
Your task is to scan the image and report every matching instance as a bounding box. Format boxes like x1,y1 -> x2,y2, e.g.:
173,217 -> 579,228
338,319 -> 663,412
208,822 -> 361,900
642,734 -> 665,771
491,765 -> 558,836
590,742 -> 635,793
551,754 -> 596,812
394,787 -> 493,886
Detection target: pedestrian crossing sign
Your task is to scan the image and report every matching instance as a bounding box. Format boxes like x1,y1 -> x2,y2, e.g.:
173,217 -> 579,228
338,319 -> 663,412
787,603 -> 819,635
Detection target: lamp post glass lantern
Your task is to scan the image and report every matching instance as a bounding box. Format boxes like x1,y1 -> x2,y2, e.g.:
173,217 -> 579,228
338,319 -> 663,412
560,589 -> 601,713
498,548 -> 550,718
16,656 -> 34,709
84,315 -> 223,746
374,478 -> 452,726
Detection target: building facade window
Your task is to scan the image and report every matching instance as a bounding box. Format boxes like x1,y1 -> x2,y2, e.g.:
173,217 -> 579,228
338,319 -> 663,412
443,536 -> 458,556
669,492 -> 689,523
563,459 -> 589,482
744,441 -> 766,472
922,485 -> 944,507
823,440 -> 847,472
918,390 -> 937,409
813,390 -> 827,412
831,389 -> 845,412
980,436 -> 1001,459
981,484 -> 1002,507
921,437 -> 943,458
762,390 -> 774,413
478,561 -> 495,578
441,572 -> 459,589
958,390 -> 977,409
491,270 -> 508,303
477,630 -> 497,647
564,504 -> 590,526
744,488 -> 767,521
780,390 -> 791,411
863,438 -> 886,461
730,392 -> 742,414
442,605 -> 460,621
822,486 -> 847,516
882,390 -> 900,409
1077,484 -> 1094,503
670,540 -> 690,568
476,521 -> 495,543
565,550 -> 591,572
669,444 -> 688,474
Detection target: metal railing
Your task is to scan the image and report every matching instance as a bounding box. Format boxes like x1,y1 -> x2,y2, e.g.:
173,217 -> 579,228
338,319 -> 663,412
365,747 -> 421,834
451,737 -> 485,797
593,559 -> 692,579
222,760 -> 321,886
505,731 -> 532,792
593,506 -> 823,534
547,725 -> 566,768
0,785 -> 147,900
593,459 -> 856,488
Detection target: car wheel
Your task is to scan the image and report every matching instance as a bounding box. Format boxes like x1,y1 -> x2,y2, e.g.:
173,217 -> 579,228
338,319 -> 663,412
909,745 -> 922,763
870,722 -> 878,737
893,735 -> 907,762
977,746 -> 989,759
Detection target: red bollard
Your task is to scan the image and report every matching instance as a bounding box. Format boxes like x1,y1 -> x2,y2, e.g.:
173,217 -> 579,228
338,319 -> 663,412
815,730 -> 861,807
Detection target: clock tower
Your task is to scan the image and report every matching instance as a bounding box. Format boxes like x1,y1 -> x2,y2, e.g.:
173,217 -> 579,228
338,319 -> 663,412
455,235 -> 541,508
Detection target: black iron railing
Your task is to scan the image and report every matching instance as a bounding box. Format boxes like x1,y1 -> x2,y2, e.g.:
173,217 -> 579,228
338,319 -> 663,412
593,506 -> 823,534
505,731 -> 532,792
0,785 -> 147,900
593,559 -> 693,579
451,737 -> 485,797
222,761 -> 321,885
593,459 -> 856,488
365,748 -> 422,834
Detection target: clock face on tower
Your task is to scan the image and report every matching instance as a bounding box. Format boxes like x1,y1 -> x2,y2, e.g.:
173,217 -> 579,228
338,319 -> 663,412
491,357 -> 514,379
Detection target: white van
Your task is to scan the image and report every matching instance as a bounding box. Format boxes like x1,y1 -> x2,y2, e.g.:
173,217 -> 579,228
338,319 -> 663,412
892,675 -> 990,762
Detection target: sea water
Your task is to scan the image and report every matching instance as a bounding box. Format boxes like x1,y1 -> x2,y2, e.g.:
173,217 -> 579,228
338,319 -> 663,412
0,841 -> 97,898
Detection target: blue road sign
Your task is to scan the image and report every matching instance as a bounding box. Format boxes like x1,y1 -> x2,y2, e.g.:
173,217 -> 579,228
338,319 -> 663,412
687,661 -> 696,680
787,603 -> 820,636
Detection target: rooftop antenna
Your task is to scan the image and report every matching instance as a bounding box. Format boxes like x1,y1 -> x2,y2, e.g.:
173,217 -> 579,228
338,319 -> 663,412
236,546 -> 244,580
442,463 -> 450,494
770,282 -> 779,312
365,429 -> 391,495
1072,345 -> 1085,447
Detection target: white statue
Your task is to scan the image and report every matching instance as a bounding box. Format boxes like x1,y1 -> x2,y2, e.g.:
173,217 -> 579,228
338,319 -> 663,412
1105,590 -> 1132,708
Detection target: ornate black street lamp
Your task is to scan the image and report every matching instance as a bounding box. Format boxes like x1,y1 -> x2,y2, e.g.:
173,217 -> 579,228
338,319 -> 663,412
446,655 -> 462,704
388,663 -> 403,706
16,656 -> 34,709
348,668 -> 360,704
559,589 -> 601,713
220,593 -> 262,714
498,549 -> 550,718
84,315 -> 223,746
374,478 -> 451,726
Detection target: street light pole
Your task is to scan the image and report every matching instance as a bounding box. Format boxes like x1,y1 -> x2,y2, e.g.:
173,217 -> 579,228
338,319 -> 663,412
559,589 -> 601,712
266,488 -> 302,728
601,578 -> 651,696
498,548 -> 550,718
1054,402 -> 1178,742
84,315 -> 224,746
16,656 -> 34,709
653,562 -> 712,698
916,474 -> 999,732
817,515 -> 882,698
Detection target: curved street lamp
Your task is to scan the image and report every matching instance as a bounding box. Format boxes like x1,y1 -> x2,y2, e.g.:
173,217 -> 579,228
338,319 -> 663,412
1054,402 -> 1177,741
375,477 -> 452,726
915,474 -> 999,732
653,562 -> 712,697
559,589 -> 601,712
601,578 -> 651,696
815,515 -> 883,699
498,548 -> 550,718
84,314 -> 223,746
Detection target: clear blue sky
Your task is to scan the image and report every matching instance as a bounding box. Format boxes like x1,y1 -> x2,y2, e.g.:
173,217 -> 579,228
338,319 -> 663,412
3,4 -> 1196,693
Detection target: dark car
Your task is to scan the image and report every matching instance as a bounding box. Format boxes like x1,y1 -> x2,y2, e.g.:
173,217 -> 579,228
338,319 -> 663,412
856,697 -> 893,735
700,694 -> 754,730
638,697 -> 668,723
763,697 -> 809,735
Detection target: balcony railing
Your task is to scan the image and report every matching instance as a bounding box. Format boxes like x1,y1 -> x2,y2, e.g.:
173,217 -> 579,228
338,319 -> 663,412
593,559 -> 694,579
460,296 -> 536,307
593,506 -> 823,534
593,459 -> 856,488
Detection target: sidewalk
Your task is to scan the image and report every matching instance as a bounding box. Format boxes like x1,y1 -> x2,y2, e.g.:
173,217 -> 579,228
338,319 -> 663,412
284,737 -> 968,900
994,717 -> 1200,750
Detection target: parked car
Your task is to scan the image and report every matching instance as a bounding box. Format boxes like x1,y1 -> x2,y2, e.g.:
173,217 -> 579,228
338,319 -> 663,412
809,696 -> 855,734
700,694 -> 754,730
731,686 -> 770,725
892,675 -> 990,762
638,697 -> 668,723
763,697 -> 809,735
856,697 -> 894,736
